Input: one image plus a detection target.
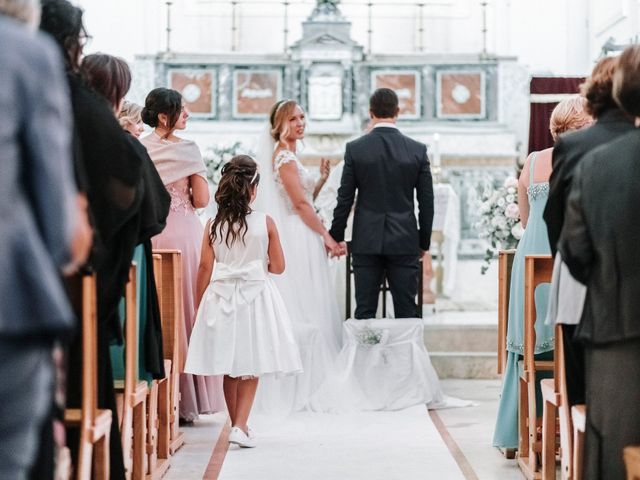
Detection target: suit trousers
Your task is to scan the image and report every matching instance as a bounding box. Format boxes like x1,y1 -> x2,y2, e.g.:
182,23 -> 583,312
351,254 -> 420,319
0,339 -> 53,480
562,324 -> 585,406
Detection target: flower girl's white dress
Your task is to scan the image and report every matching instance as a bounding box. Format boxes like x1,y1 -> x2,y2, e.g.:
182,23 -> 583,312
184,211 -> 302,378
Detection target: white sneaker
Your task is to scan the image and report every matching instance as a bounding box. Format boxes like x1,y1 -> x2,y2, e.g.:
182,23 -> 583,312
228,426 -> 256,448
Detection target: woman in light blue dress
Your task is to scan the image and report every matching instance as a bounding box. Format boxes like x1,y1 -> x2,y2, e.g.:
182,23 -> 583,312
493,150 -> 554,449
492,95 -> 592,450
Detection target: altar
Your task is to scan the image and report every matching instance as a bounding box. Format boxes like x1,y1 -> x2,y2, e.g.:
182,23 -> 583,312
130,0 -> 528,262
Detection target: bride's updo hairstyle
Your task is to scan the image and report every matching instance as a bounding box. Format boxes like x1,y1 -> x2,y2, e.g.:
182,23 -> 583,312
141,87 -> 182,134
269,99 -> 302,145
211,155 -> 261,247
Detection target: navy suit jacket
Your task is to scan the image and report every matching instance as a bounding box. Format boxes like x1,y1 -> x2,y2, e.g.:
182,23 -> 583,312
330,126 -> 434,255
0,16 -> 76,338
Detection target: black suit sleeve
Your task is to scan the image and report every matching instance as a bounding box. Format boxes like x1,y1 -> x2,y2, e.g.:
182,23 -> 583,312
544,137 -> 569,256
329,145 -> 357,242
558,162 -> 593,285
417,146 -> 434,251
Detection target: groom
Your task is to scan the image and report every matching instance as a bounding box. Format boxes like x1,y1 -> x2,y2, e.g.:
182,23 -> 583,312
329,88 -> 434,319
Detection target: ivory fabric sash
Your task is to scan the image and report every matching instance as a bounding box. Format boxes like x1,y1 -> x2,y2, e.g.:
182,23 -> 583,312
140,133 -> 207,186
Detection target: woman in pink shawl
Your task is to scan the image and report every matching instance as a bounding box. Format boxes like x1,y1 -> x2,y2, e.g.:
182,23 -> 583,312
141,88 -> 224,421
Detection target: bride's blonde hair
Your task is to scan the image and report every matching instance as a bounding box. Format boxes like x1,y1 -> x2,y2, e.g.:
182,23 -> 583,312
270,99 -> 303,145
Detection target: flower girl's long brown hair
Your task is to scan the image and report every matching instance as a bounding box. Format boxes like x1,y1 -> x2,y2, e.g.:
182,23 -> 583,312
210,155 -> 260,247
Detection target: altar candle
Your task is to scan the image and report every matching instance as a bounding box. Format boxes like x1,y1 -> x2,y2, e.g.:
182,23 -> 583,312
432,133 -> 441,168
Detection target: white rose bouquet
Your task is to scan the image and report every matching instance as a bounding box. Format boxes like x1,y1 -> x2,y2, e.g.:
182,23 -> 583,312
475,177 -> 524,274
203,141 -> 251,185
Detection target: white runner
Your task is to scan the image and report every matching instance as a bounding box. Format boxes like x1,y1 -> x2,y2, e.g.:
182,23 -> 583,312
220,405 -> 465,480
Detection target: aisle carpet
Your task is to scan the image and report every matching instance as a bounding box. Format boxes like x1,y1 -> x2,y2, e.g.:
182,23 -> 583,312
219,405 -> 465,480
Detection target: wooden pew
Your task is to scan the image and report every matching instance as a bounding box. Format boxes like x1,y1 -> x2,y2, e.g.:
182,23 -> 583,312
153,249 -> 186,454
146,254 -> 171,479
624,446 -> 640,479
116,264 -> 149,480
541,324 -> 573,479
518,254 -> 554,479
64,273 -> 113,480
571,405 -> 586,480
498,249 -> 516,375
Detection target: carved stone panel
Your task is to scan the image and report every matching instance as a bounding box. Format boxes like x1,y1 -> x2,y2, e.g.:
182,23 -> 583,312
371,70 -> 421,119
168,68 -> 217,117
233,69 -> 282,118
436,70 -> 486,119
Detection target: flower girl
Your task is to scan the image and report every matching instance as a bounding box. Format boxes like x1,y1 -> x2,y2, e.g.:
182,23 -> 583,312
185,155 -> 302,448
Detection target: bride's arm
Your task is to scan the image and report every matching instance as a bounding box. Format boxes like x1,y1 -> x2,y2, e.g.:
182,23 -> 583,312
278,162 -> 338,250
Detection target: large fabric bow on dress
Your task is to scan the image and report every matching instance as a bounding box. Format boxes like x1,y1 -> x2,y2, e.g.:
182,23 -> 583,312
208,260 -> 266,316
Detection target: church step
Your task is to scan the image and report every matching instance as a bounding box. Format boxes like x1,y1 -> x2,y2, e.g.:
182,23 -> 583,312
424,324 -> 497,353
430,351 -> 500,380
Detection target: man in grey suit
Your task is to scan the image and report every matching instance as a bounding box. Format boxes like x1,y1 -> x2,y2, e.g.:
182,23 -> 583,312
0,1 -> 88,476
330,88 -> 434,318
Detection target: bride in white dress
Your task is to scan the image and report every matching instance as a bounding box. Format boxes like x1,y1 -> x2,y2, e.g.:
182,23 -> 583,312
252,99 -> 345,415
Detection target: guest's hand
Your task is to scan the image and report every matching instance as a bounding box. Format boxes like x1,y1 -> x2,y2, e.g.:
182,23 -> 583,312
319,157 -> 331,182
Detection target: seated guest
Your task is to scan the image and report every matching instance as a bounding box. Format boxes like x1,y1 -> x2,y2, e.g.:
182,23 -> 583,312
82,54 -> 170,381
543,57 -> 634,409
493,96 -> 592,451
561,44 -> 640,480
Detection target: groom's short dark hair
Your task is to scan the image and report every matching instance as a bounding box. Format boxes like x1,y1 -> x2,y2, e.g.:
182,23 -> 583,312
370,88 -> 399,119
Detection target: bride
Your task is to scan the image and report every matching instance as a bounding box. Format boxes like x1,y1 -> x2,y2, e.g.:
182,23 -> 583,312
252,99 -> 344,415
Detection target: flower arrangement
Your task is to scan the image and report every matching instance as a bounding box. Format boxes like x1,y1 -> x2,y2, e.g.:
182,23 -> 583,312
356,327 -> 384,347
202,141 -> 251,185
475,176 -> 524,274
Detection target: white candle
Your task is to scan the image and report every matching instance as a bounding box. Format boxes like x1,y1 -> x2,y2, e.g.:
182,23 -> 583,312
432,133 -> 441,168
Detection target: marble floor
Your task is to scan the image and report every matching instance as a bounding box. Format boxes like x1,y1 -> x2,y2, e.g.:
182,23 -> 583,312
164,379 -> 524,480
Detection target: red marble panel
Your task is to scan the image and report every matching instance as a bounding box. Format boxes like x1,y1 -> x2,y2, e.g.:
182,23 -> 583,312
373,72 -> 419,118
234,70 -> 281,117
439,72 -> 483,117
170,70 -> 215,114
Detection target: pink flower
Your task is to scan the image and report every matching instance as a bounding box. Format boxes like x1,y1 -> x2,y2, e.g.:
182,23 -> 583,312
504,203 -> 519,219
503,177 -> 518,189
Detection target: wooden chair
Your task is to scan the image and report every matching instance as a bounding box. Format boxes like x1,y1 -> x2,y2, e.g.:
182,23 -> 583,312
571,405 -> 586,480
498,249 -> 516,375
518,254 -> 554,479
64,273 -> 113,480
153,249 -> 185,454
624,446 -> 640,479
541,324 -> 573,479
145,253 -> 171,479
115,264 -> 149,480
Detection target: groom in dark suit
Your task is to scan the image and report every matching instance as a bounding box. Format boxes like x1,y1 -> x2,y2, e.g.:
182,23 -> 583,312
330,88 -> 434,319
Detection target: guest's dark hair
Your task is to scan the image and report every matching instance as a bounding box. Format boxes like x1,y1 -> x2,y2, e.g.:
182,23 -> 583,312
369,88 -> 399,119
580,56 -> 619,118
40,0 -> 87,72
210,155 -> 260,248
141,88 -> 183,133
613,45 -> 640,117
81,54 -> 131,111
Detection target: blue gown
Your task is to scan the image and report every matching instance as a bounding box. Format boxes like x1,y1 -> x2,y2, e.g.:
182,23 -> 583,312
493,153 -> 555,449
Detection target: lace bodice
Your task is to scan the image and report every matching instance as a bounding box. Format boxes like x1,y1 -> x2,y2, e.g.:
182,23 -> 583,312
273,149 -> 315,214
166,177 -> 195,215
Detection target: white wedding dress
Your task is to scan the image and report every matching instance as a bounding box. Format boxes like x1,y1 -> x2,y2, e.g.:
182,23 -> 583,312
252,144 -> 345,415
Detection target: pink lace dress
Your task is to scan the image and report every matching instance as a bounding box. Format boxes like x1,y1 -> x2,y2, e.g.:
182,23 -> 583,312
152,177 -> 225,421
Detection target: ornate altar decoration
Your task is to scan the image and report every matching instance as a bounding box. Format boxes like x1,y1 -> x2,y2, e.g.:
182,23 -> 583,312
132,0 -> 529,282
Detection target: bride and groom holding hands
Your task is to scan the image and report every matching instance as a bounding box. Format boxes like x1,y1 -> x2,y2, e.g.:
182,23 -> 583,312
185,87 -> 434,446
